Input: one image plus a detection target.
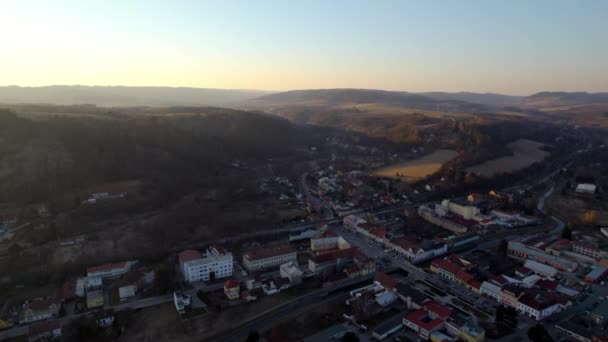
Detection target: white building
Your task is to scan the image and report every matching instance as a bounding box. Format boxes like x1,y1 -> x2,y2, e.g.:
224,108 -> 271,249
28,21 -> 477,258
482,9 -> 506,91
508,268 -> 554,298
517,293 -> 563,320
575,183 -> 596,195
173,292 -> 191,315
524,259 -> 558,278
441,199 -> 480,220
179,246 -> 233,283
310,233 -> 350,251
480,281 -> 502,301
280,262 -> 304,285
343,215 -> 366,230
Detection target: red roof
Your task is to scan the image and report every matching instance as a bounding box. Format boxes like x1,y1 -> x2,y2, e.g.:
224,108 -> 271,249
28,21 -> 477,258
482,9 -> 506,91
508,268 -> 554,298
87,261 -> 128,274
375,272 -> 400,289
27,299 -> 57,311
516,267 -> 533,276
224,279 -> 239,289
536,279 -> 559,290
456,269 -> 474,284
396,238 -> 419,251
490,275 -> 508,285
370,227 -> 386,239
404,308 -> 444,331
310,247 -> 357,263
178,250 -> 201,263
432,259 -> 460,276
467,279 -> 481,290
424,301 -> 452,319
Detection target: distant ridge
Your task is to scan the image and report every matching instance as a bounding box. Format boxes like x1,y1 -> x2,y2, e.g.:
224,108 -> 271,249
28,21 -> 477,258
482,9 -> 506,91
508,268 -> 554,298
520,91 -> 608,108
0,85 -> 273,107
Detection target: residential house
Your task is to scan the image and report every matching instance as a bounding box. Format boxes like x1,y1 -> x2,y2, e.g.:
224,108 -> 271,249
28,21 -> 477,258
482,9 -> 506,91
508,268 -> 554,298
19,299 -> 60,324
224,279 -> 240,300
280,262 -> 304,285
392,238 -> 447,264
173,292 -> 191,314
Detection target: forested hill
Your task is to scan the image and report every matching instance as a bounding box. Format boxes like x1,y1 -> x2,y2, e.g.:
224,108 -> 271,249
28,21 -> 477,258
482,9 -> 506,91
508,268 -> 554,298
0,107 -> 301,203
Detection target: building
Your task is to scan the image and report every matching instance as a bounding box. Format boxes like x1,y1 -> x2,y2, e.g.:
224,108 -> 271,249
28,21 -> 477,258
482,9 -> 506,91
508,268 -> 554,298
86,290 -> 104,309
87,261 -> 132,279
93,310 -> 115,328
302,324 -> 352,342
395,283 -> 429,309
575,183 -> 597,195
224,279 -> 240,300
441,199 -> 480,220
374,272 -> 400,291
403,301 -> 453,340
310,233 -> 350,251
392,238 -> 447,264
117,283 -> 137,302
19,299 -> 60,324
572,241 -> 603,260
343,215 -> 367,230
289,229 -> 322,242
280,262 -> 304,285
524,259 -> 558,278
508,241 -> 577,272
173,292 -> 191,314
584,267 -> 608,283
517,292 -> 563,320
28,320 -> 61,342
243,244 -> 297,272
179,246 -> 233,283
75,276 -> 102,297
372,314 -> 404,340
308,247 -> 358,274
500,284 -> 527,308
445,313 -> 485,342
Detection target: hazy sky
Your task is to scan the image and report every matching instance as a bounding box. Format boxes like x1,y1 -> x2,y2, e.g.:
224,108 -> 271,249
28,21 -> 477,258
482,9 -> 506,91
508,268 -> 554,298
2,0 -> 607,95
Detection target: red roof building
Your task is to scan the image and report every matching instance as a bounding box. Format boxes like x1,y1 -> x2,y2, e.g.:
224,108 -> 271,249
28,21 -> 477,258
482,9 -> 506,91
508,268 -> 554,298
403,302 -> 452,340
178,250 -> 202,263
375,272 -> 400,290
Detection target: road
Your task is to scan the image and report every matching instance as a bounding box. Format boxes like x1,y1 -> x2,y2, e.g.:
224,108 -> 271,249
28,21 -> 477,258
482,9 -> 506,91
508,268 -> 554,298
206,274 -> 375,342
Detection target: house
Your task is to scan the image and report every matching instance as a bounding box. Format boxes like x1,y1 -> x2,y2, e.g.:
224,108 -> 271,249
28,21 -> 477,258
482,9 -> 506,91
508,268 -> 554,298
86,290 -> 104,309
19,299 -> 60,324
224,279 -> 240,300
508,241 -> 577,272
173,292 -> 191,315
308,247 -> 358,274
500,284 -> 527,308
261,278 -> 291,295
310,232 -> 351,251
441,199 -> 480,220
480,281 -> 502,301
585,267 -> 608,283
28,320 -> 61,342
572,241 -> 604,260
280,262 -> 304,285
243,244 -> 297,272
93,310 -> 115,328
403,301 -> 452,340
179,246 -> 233,283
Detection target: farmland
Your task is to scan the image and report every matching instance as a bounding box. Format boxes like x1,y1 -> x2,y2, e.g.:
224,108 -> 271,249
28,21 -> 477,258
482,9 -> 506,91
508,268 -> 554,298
372,149 -> 458,182
466,138 -> 550,177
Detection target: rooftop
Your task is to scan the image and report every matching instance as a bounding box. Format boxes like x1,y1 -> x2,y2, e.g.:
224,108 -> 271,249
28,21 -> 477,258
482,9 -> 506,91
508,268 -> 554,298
178,250 -> 202,263
375,272 -> 400,289
244,244 -> 296,261
87,261 -> 128,274
29,320 -> 60,336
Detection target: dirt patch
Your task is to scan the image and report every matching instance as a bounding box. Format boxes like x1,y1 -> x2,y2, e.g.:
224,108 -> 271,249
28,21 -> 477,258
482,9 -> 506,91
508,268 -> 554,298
467,139 -> 549,177
372,149 -> 458,182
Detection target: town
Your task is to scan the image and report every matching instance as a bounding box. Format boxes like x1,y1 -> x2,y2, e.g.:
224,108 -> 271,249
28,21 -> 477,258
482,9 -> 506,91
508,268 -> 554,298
2,152 -> 607,342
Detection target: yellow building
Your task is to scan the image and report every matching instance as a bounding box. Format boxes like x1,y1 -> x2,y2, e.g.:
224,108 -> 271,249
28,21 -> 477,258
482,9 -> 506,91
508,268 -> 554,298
86,290 -> 104,309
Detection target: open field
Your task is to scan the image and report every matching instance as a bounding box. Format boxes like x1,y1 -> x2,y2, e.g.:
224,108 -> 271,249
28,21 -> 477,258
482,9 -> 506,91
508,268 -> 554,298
372,149 -> 458,182
466,139 -> 550,177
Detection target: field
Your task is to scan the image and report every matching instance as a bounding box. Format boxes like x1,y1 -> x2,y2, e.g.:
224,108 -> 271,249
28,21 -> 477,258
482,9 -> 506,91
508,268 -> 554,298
372,149 -> 458,182
466,139 -> 550,177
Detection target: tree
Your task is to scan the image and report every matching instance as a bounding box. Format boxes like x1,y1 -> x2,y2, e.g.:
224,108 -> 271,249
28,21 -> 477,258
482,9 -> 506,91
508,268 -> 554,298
561,224 -> 573,240
245,330 -> 260,342
341,332 -> 360,342
528,323 -> 553,342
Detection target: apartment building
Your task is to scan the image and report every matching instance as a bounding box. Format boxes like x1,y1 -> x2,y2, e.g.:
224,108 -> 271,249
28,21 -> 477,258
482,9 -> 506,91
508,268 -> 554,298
179,246 -> 233,283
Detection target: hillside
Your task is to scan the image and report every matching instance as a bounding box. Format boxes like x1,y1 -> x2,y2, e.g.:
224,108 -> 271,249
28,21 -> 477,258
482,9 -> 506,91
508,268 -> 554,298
0,107 -> 301,203
520,92 -> 608,108
247,89 -> 487,113
0,85 -> 272,107
420,92 -> 522,108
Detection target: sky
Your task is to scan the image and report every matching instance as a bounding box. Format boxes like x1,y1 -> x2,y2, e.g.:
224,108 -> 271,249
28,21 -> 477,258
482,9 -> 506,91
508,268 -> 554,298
1,0 -> 607,95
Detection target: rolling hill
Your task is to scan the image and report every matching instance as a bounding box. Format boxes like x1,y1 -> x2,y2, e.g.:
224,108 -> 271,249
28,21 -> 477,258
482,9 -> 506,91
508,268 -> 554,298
0,85 -> 273,107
